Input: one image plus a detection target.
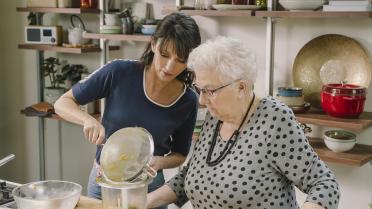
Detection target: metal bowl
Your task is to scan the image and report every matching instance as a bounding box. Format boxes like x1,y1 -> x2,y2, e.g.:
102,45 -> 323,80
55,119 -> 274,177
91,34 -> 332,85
12,180 -> 82,209
293,34 -> 372,108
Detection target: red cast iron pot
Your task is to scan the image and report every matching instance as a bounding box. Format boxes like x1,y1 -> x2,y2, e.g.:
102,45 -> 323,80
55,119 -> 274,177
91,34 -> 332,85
321,83 -> 367,118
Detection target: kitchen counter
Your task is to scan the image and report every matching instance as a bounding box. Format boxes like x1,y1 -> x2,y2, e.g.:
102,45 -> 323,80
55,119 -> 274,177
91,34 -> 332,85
75,196 -> 102,209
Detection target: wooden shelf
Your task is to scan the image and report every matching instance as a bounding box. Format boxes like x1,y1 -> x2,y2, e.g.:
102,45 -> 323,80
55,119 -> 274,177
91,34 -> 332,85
162,8 -> 255,17
255,11 -> 372,18
16,7 -> 100,14
18,44 -> 103,53
295,110 -> 372,132
83,33 -> 151,42
309,138 -> 372,166
49,113 -> 101,121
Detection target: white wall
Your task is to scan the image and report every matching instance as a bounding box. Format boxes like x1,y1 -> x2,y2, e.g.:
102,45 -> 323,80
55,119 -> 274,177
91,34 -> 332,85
1,0 -> 372,208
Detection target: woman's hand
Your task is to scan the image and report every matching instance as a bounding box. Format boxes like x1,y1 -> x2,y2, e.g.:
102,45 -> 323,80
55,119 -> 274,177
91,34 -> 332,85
83,117 -> 105,144
301,202 -> 325,209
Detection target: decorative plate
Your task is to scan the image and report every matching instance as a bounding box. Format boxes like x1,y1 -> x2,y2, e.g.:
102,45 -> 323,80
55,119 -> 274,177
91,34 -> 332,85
211,4 -> 261,10
292,34 -> 372,108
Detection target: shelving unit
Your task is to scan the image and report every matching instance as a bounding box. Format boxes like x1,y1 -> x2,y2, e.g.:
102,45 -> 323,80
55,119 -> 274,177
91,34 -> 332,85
296,111 -> 372,132
255,11 -> 372,18
161,8 -> 255,17
309,138 -> 372,166
163,5 -> 372,166
16,4 -> 108,180
18,44 -> 120,53
83,33 -> 151,42
16,7 -> 100,14
49,113 -> 101,121
18,44 -> 101,54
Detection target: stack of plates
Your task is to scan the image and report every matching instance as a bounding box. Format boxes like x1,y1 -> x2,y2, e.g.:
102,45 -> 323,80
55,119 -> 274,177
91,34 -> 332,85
100,25 -> 122,34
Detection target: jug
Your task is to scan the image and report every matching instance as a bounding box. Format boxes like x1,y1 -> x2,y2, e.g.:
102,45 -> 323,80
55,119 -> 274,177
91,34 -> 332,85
118,8 -> 134,34
68,15 -> 87,45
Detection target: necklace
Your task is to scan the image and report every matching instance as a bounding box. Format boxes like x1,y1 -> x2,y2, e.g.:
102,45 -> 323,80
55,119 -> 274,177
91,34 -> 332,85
206,93 -> 256,166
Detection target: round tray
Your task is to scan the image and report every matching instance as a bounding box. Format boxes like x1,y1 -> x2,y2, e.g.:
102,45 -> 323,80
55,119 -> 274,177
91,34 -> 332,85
292,34 -> 372,108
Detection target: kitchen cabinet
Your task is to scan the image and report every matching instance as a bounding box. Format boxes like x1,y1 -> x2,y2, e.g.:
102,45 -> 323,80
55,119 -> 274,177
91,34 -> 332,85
162,6 -> 372,167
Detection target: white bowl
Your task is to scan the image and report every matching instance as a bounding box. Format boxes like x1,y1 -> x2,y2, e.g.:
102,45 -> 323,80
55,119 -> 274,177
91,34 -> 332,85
323,130 -> 356,152
104,13 -> 121,26
279,0 -> 324,10
324,138 -> 356,152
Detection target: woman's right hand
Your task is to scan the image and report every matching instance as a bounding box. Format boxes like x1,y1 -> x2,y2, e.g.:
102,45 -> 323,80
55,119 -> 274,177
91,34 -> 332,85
83,117 -> 105,145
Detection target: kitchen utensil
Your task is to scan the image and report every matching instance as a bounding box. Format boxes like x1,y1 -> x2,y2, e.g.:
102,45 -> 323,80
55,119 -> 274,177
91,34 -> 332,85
0,154 -> 15,167
97,175 -> 151,209
293,34 -> 372,108
321,83 -> 366,118
100,127 -> 156,183
323,130 -> 356,152
12,180 -> 81,209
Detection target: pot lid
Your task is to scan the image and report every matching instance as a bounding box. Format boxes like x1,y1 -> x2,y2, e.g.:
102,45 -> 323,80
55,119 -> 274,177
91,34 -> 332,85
322,83 -> 366,95
100,127 -> 154,183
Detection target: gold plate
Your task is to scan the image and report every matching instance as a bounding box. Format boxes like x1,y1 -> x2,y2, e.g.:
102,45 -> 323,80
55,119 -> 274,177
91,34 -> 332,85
293,34 -> 372,108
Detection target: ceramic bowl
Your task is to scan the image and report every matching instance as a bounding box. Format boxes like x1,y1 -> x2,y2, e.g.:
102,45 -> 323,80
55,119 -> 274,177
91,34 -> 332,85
279,0 -> 324,10
323,130 -> 356,152
141,25 -> 157,35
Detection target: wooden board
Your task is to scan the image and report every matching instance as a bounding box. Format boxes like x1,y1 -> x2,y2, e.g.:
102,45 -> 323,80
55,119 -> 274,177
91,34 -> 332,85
256,11 -> 372,18
309,138 -> 372,167
75,196 -> 102,209
162,8 -> 255,17
296,110 -> 372,132
16,7 -> 100,14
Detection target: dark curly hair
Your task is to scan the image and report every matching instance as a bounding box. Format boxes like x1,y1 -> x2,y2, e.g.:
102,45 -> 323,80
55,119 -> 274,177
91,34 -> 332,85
140,13 -> 201,87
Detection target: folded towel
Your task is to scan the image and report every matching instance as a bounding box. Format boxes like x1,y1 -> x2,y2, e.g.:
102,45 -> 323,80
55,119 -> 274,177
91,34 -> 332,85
20,102 -> 54,117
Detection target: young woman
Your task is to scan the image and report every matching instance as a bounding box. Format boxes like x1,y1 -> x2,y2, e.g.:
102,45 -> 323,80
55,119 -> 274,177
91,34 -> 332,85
54,13 -> 201,209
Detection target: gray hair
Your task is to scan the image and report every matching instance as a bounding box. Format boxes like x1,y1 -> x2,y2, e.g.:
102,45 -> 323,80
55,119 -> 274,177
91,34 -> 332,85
187,36 -> 257,84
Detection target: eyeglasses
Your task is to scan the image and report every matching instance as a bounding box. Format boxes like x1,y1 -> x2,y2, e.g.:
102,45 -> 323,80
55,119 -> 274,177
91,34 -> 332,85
193,79 -> 241,98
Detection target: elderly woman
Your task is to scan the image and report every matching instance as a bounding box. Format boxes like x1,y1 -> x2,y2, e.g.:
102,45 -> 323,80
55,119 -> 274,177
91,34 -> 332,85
147,36 -> 340,209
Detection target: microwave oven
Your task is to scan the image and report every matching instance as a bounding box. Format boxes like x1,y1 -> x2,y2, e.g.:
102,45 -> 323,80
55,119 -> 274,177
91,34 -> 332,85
25,25 -> 62,45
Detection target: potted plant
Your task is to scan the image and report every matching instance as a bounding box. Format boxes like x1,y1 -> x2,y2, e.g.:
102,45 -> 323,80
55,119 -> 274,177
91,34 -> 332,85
61,64 -> 88,89
42,57 -> 66,104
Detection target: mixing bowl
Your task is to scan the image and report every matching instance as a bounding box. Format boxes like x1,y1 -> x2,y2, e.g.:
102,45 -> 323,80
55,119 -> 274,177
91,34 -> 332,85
12,180 -> 82,209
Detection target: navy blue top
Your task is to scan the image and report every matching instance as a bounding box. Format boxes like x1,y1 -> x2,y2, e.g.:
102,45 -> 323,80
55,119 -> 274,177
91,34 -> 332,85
72,60 -> 198,162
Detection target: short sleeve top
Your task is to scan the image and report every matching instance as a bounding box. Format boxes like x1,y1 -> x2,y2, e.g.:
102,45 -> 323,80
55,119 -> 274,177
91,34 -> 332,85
72,59 -> 198,162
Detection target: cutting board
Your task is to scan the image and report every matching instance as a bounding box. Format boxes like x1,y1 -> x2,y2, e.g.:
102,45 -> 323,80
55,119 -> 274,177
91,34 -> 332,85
75,196 -> 102,209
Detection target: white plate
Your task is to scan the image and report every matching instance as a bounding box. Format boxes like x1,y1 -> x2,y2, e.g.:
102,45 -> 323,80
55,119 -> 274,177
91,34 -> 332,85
212,4 -> 261,10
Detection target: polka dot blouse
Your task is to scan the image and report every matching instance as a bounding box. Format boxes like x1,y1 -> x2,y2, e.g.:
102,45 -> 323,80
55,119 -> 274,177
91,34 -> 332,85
166,97 -> 340,209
